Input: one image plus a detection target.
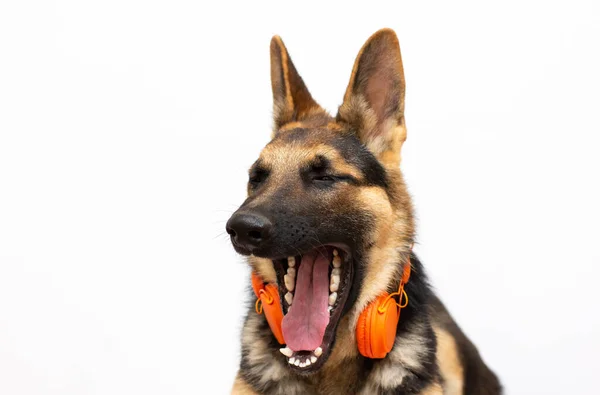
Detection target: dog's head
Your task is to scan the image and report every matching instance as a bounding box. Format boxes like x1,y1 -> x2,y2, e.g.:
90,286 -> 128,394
227,29 -> 415,372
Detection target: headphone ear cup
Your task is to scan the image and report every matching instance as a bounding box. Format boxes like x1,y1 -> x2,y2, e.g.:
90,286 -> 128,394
356,293 -> 399,359
261,284 -> 285,344
356,301 -> 374,358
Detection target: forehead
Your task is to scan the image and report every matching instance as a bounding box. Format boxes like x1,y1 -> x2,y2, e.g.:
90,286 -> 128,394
259,128 -> 356,170
256,127 -> 388,189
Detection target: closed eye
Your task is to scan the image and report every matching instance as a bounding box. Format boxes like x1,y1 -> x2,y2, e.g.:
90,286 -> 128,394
249,168 -> 269,188
311,174 -> 356,186
313,175 -> 335,182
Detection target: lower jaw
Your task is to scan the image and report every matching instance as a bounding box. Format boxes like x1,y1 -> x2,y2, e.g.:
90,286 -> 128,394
273,246 -> 353,373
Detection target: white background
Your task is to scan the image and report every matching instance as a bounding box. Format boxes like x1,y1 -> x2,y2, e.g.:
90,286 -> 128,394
1,1 -> 599,394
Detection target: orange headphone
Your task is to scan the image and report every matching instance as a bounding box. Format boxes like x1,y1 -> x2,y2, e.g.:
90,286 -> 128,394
355,261 -> 410,358
251,256 -> 411,358
251,272 -> 285,344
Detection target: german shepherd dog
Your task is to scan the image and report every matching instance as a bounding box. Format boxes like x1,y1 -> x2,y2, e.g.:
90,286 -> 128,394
226,29 -> 501,395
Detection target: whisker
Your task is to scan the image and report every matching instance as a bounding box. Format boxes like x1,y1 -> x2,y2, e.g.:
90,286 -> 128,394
213,231 -> 229,240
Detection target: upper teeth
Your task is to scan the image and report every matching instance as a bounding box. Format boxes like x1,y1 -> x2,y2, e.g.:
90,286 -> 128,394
330,250 -> 341,309
330,270 -> 340,292
283,249 -> 342,316
332,255 -> 341,268
284,274 -> 295,292
328,292 -> 337,306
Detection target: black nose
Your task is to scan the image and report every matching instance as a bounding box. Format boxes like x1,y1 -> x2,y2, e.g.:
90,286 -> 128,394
226,212 -> 272,252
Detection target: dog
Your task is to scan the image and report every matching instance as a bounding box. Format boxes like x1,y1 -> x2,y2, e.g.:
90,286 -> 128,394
226,28 -> 501,395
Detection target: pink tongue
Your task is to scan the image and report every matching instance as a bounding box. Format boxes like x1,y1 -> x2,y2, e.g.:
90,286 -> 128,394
281,250 -> 331,351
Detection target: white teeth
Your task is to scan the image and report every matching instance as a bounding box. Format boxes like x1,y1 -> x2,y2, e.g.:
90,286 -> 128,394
329,292 -> 337,306
287,267 -> 296,277
288,256 -> 296,267
328,306 -> 333,313
310,356 -> 317,363
330,274 -> 340,292
288,357 -> 295,365
314,347 -> 323,356
294,359 -> 300,366
332,255 -> 342,268
332,267 -> 341,276
333,249 -> 339,256
284,274 -> 295,291
280,347 -> 293,357
300,362 -> 306,368
285,292 -> 293,305
305,359 -> 312,367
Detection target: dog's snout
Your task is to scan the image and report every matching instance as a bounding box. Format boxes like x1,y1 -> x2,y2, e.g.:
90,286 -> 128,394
226,212 -> 272,252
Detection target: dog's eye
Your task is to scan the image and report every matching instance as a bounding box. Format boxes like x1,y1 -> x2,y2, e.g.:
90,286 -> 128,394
312,175 -> 335,183
249,169 -> 268,188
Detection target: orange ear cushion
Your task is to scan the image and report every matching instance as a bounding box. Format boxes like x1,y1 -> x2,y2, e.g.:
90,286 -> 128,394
356,299 -> 374,357
260,284 -> 285,344
356,293 -> 400,359
251,273 -> 285,344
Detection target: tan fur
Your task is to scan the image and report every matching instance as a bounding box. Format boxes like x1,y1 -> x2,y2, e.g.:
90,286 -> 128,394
358,320 -> 430,393
376,118 -> 407,167
325,121 -> 344,132
348,175 -> 414,330
419,382 -> 444,395
232,374 -> 259,395
260,141 -> 363,181
241,314 -> 288,384
434,326 -> 465,395
277,121 -> 304,133
338,95 -> 379,149
249,256 -> 278,284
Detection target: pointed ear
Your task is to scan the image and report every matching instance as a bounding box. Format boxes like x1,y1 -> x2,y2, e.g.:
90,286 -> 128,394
270,36 -> 326,133
337,29 -> 407,167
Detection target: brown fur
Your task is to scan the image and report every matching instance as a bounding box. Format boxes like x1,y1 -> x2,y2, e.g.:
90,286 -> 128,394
434,327 -> 464,394
419,383 -> 444,395
232,374 -> 259,395
230,29 -> 501,394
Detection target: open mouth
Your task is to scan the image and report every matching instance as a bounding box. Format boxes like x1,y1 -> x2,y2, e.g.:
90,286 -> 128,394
273,245 -> 353,373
